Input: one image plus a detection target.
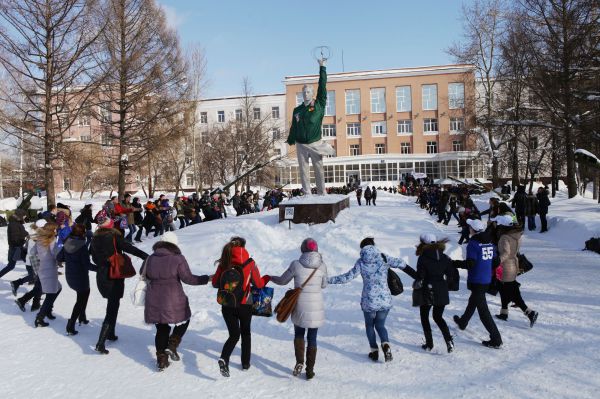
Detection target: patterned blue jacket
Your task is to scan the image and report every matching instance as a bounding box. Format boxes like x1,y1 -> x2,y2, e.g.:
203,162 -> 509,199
328,245 -> 407,312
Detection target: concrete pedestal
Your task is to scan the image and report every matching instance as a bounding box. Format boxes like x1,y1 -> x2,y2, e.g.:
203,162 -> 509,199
278,195 -> 350,225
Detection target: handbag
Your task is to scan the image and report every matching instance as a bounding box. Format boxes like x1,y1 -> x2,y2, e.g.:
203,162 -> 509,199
251,286 -> 274,317
517,253 -> 533,275
108,236 -> 136,279
131,260 -> 148,307
382,254 -> 403,296
274,267 -> 318,323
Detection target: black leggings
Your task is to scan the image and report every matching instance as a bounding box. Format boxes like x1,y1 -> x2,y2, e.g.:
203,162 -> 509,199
70,289 -> 90,322
155,320 -> 190,352
420,305 -> 452,341
220,305 -> 252,366
500,281 -> 527,312
103,294 -> 120,327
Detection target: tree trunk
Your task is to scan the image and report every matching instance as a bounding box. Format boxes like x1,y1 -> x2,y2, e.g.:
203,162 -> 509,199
564,124 -> 578,198
511,137 -> 520,187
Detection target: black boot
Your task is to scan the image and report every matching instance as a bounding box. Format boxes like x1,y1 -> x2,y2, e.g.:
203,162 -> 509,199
156,351 -> 170,371
218,359 -> 230,377
453,315 -> 466,330
95,323 -> 111,354
15,298 -> 25,312
382,343 -> 393,362
526,310 -> 538,328
166,335 -> 181,361
421,330 -> 433,351
46,311 -> 56,320
78,312 -> 89,325
305,346 -> 317,380
10,281 -> 19,296
106,325 -> 118,341
34,314 -> 49,328
31,298 -> 41,312
368,348 -> 379,362
446,338 -> 455,353
293,338 -> 305,376
66,318 -> 79,336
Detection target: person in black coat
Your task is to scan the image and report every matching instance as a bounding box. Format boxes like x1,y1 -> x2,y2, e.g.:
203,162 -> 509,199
413,234 -> 455,353
132,197 -> 144,242
90,212 -> 148,354
536,187 -> 550,232
511,185 -> 527,226
356,187 -> 362,206
75,202 -> 94,245
2,210 -> 31,295
364,187 -> 372,206
57,224 -> 98,336
371,186 -> 377,206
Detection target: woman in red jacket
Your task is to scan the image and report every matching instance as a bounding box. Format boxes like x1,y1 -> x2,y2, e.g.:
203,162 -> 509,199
212,237 -> 268,377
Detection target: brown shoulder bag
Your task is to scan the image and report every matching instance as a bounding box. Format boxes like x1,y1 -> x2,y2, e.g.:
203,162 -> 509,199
274,267 -> 319,323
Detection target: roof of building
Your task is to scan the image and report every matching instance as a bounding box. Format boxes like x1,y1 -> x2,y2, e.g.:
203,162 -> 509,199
284,64 -> 475,85
198,93 -> 285,102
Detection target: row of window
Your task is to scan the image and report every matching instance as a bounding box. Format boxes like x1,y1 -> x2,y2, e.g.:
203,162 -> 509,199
321,117 -> 464,138
200,106 -> 280,124
295,83 -> 465,115
347,140 -> 463,156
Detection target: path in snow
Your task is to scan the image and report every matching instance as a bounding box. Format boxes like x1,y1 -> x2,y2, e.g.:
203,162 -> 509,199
0,193 -> 598,399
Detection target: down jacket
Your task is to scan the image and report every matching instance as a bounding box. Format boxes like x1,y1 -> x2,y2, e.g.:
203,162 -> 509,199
413,242 -> 453,307
270,251 -> 328,328
57,235 -> 97,292
497,227 -> 523,282
144,241 -> 209,324
35,242 -> 61,294
328,245 -> 407,312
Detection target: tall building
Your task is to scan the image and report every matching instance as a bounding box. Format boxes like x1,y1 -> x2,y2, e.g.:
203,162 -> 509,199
279,64 -> 486,187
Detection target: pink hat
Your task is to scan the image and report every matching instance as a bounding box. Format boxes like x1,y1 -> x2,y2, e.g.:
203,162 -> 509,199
301,238 -> 318,253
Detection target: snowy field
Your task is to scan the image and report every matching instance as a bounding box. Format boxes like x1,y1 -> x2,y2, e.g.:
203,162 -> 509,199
0,191 -> 599,399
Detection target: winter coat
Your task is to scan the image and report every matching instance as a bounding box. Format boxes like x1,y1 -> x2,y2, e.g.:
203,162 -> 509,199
75,208 -> 94,231
525,194 -> 538,216
119,202 -> 135,225
132,202 -> 143,225
7,217 -> 28,247
328,245 -> 406,312
537,191 -> 550,214
58,235 -> 97,292
356,188 -> 362,198
36,242 -> 61,294
144,241 -> 209,324
211,246 -> 266,306
372,188 -> 377,199
511,190 -> 527,215
414,244 -> 453,307
497,227 -> 522,283
90,228 -> 148,299
364,187 -> 372,199
270,251 -> 328,328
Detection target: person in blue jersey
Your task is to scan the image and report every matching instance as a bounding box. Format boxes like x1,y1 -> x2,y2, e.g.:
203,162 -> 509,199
452,218 -> 503,349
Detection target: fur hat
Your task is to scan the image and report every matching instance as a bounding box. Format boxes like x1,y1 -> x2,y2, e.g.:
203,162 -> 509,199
301,238 -> 318,253
161,231 -> 179,246
491,215 -> 514,227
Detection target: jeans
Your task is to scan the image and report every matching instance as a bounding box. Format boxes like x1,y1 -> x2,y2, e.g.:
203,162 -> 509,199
457,283 -> 502,344
221,305 -> 253,366
294,325 -> 318,348
363,309 -> 389,349
0,246 -> 19,278
126,224 -> 136,242
155,320 -> 190,352
356,197 -> 361,206
134,225 -> 143,241
39,288 -> 61,318
527,216 -> 536,231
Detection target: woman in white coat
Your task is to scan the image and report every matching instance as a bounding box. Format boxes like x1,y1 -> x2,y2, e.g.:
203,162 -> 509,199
267,238 -> 327,380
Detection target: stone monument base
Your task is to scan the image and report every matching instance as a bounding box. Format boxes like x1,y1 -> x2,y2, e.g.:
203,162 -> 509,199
278,195 -> 350,225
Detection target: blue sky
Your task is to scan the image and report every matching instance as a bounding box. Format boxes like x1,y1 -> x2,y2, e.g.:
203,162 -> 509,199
159,0 -> 469,98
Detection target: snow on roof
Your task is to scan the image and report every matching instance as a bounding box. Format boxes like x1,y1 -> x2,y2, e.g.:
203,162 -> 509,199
575,148 -> 599,161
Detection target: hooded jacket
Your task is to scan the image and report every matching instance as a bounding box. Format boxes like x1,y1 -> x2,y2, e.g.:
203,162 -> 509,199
328,245 -> 407,312
7,215 -> 28,247
414,243 -> 453,307
270,251 -> 328,328
57,235 -> 97,292
36,242 -> 61,294
497,226 -> 523,282
144,241 -> 209,324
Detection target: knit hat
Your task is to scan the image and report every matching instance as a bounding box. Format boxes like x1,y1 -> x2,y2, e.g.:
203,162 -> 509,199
85,200 -> 93,206
35,219 -> 47,228
491,215 -> 514,227
420,233 -> 437,244
466,218 -> 486,232
301,238 -> 318,253
161,231 -> 179,246
95,209 -> 113,228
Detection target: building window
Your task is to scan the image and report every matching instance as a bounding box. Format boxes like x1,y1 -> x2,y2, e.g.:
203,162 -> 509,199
322,124 -> 336,138
423,118 -> 438,134
296,92 -> 303,106
271,106 -> 280,119
371,121 -> 387,135
450,117 -> 464,133
401,142 -> 411,154
235,109 -> 242,122
78,110 -> 91,126
349,144 -> 360,156
529,137 -> 538,149
346,122 -> 361,137
396,86 -> 411,112
200,112 -> 207,124
452,140 -> 463,151
427,141 -> 438,154
102,132 -> 112,146
325,91 -> 336,116
99,103 -> 110,124
375,144 -> 386,154
422,84 -> 437,110
186,173 -> 194,187
370,88 -> 386,113
272,128 -> 281,140
448,83 -> 465,109
253,107 -> 261,120
80,135 -> 91,142
397,119 -> 412,135
217,111 -> 225,123
345,89 -> 360,115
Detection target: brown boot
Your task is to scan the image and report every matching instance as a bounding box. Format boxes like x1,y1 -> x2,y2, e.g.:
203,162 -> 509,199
293,338 -> 305,376
166,335 -> 182,361
156,351 -> 170,371
305,346 -> 317,380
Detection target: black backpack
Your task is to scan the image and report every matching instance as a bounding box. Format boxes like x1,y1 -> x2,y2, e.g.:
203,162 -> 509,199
217,258 -> 254,308
585,238 -> 600,254
382,254 -> 404,296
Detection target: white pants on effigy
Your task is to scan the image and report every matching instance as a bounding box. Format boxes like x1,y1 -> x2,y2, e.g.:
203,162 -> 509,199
296,140 -> 334,195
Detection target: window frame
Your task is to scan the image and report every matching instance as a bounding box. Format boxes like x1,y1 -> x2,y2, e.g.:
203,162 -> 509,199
370,88 -> 386,113
375,143 -> 386,155
395,86 -> 412,112
426,141 -> 438,154
325,91 -> 336,116
349,144 -> 361,156
217,110 -> 225,123
448,83 -> 465,109
450,117 -> 465,134
346,122 -> 361,137
321,124 -> 337,138
371,121 -> 387,136
400,142 -> 412,154
345,89 -> 360,115
423,118 -> 439,135
271,106 -> 280,119
397,119 -> 413,135
422,84 -> 438,111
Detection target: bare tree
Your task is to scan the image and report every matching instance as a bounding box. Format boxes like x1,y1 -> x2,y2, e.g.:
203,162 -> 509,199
0,0 -> 105,207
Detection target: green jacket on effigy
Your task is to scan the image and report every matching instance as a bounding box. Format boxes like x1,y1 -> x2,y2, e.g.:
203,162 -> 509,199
287,66 -> 327,145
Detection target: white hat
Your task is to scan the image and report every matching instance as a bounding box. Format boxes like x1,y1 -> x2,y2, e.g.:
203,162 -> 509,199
420,233 -> 437,244
35,219 -> 47,228
161,231 -> 179,246
466,219 -> 486,232
492,215 -> 514,227
85,200 -> 93,206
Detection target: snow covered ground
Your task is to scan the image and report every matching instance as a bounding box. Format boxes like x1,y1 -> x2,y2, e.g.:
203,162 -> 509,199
0,191 -> 599,399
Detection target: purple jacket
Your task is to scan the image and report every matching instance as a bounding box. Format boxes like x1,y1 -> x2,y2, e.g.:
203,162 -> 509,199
144,241 -> 209,324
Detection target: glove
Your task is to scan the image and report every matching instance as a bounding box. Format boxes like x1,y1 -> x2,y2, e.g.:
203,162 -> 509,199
262,275 -> 271,285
